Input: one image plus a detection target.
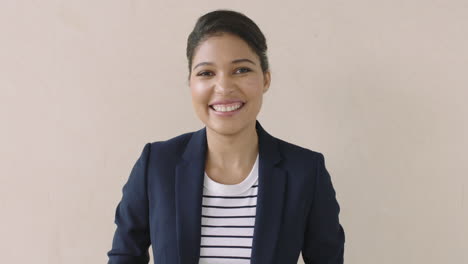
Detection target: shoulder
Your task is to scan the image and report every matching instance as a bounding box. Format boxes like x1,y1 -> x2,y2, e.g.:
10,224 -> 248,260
145,130 -> 195,159
271,136 -> 327,178
269,136 -> 328,190
275,136 -> 324,162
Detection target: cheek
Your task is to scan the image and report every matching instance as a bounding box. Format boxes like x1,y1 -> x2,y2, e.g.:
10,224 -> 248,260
190,82 -> 210,103
241,75 -> 264,96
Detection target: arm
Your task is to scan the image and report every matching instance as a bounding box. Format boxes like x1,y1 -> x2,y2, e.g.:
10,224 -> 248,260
302,153 -> 346,264
107,143 -> 152,264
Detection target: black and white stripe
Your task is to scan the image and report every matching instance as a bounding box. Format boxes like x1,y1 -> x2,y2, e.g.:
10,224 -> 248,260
199,154 -> 259,264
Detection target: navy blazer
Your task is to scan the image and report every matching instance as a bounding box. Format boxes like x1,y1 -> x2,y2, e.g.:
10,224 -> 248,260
108,120 -> 345,264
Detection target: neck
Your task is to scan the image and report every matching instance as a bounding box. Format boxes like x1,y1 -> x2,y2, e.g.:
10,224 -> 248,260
205,121 -> 259,170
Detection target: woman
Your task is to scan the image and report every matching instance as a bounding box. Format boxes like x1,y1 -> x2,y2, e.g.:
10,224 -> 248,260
108,9 -> 345,264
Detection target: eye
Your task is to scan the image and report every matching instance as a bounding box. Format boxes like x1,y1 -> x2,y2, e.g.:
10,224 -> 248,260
235,67 -> 252,74
196,71 -> 214,77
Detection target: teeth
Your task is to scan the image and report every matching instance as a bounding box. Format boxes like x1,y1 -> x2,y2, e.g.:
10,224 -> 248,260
212,103 -> 243,112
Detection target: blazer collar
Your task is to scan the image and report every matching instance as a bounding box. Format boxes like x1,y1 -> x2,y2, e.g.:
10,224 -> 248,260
175,120 -> 287,264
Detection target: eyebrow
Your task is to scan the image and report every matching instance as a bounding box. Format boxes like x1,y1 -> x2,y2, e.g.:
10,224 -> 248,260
193,59 -> 256,71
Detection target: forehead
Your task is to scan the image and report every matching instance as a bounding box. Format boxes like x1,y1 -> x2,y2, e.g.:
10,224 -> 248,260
192,33 -> 258,65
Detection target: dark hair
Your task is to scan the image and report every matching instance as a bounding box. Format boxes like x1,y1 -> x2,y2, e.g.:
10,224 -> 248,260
186,9 -> 269,79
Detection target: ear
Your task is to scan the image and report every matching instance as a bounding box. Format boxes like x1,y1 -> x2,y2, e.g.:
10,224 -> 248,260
262,70 -> 271,94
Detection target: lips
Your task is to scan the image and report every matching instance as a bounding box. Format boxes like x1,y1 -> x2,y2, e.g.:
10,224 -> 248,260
211,102 -> 244,111
209,99 -> 245,107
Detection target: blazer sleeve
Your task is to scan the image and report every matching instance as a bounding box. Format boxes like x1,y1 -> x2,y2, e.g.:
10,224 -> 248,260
107,143 -> 152,264
302,153 -> 346,264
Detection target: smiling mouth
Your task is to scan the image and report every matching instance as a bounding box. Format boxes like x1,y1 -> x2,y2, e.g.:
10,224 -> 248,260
209,102 -> 245,112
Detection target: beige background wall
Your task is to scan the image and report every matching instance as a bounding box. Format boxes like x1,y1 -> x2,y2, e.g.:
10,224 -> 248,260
1,0 -> 467,263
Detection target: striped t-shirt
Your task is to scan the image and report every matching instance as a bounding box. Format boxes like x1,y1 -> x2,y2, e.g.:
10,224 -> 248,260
199,153 -> 259,264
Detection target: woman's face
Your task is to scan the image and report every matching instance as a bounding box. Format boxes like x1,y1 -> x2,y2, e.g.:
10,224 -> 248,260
189,33 -> 271,136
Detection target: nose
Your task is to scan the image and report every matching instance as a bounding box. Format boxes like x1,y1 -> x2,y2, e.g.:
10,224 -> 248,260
214,73 -> 235,94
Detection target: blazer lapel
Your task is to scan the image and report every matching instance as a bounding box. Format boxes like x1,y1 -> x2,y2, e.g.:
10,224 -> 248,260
175,120 -> 287,264
251,120 -> 287,264
175,126 -> 207,264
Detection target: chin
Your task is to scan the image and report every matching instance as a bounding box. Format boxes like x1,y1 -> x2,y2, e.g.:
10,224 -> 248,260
207,121 -> 245,135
